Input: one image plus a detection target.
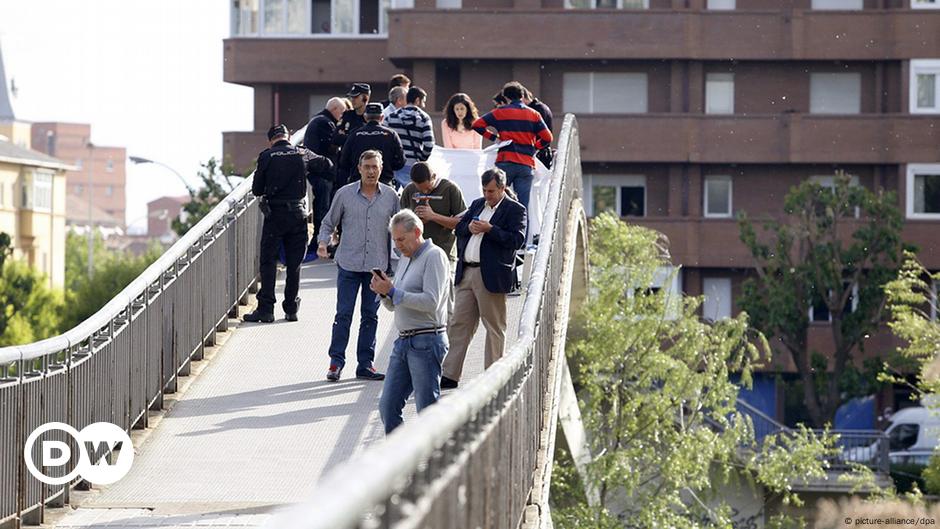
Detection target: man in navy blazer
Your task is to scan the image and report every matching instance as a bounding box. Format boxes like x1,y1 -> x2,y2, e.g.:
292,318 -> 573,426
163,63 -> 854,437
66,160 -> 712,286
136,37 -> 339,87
441,168 -> 526,389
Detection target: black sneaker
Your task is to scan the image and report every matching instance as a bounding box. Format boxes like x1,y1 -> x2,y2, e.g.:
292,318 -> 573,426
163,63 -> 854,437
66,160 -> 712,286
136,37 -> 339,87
285,313 -> 298,322
284,298 -> 300,321
441,376 -> 459,389
243,311 -> 275,323
326,364 -> 342,382
356,367 -> 385,381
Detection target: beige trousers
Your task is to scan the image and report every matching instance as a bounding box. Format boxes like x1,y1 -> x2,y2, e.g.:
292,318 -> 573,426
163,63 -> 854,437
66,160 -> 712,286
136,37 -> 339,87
442,266 -> 507,381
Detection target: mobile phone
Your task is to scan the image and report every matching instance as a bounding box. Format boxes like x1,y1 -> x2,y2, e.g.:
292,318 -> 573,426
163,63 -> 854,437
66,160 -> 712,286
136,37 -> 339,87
372,268 -> 385,278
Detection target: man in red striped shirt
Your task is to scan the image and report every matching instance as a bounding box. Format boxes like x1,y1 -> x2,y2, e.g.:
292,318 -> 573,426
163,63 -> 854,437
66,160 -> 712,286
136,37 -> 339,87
472,81 -> 553,216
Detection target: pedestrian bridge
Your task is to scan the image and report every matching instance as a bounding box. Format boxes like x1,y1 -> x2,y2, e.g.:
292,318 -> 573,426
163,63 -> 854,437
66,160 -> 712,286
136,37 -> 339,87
0,116 -> 590,529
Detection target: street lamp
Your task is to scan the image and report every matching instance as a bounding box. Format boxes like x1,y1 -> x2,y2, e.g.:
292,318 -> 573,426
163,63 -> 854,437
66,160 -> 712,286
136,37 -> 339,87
128,156 -> 194,194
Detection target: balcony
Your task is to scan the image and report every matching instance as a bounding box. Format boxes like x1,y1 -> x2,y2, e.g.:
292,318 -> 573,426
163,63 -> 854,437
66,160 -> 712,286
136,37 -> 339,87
387,9 -> 940,61
223,38 -> 399,85
575,114 -> 940,164
630,217 -> 940,269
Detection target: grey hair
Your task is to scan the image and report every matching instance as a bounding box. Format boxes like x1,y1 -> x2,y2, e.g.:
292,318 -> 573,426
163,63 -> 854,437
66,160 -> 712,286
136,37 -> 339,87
388,86 -> 408,104
389,209 -> 424,235
326,97 -> 346,111
359,149 -> 383,165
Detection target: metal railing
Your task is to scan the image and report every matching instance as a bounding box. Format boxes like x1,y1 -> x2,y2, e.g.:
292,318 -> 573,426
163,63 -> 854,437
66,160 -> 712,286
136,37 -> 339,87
0,135 -> 270,526
273,115 -> 586,529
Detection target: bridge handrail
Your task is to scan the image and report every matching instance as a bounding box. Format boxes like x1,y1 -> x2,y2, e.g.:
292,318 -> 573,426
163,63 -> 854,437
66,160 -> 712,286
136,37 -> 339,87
280,114 -> 582,529
0,127 -> 321,367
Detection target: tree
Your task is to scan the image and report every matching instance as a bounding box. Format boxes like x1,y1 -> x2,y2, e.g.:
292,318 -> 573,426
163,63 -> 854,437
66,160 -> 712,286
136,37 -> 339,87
738,172 -> 906,428
551,213 -> 835,528
60,232 -> 163,332
172,157 -> 242,236
0,252 -> 63,346
883,252 -> 940,493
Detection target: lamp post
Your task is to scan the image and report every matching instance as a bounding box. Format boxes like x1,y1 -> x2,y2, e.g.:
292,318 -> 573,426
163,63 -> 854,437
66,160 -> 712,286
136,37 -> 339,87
86,142 -> 94,277
128,156 -> 194,194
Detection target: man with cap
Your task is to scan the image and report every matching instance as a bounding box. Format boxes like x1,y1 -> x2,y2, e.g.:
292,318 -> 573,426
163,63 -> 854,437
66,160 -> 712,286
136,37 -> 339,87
338,102 -> 405,187
244,125 -> 334,323
333,83 -> 371,148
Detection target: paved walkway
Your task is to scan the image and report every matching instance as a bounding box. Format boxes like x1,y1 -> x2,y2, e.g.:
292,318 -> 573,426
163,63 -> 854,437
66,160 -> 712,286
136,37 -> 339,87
47,260 -> 524,528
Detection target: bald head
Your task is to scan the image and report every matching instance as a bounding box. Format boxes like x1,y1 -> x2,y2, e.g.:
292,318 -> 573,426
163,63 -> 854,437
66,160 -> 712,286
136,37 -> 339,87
326,97 -> 346,121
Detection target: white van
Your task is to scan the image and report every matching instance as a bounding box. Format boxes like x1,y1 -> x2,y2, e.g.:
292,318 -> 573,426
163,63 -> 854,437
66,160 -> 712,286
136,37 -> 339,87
843,405 -> 940,466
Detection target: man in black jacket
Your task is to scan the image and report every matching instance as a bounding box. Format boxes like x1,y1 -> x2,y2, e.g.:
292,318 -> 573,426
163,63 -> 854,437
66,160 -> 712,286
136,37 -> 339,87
441,167 -> 526,389
303,97 -> 346,238
338,103 -> 405,187
244,124 -> 333,323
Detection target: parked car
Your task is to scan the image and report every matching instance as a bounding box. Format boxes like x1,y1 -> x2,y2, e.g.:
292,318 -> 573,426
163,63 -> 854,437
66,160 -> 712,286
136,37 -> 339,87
843,406 -> 940,464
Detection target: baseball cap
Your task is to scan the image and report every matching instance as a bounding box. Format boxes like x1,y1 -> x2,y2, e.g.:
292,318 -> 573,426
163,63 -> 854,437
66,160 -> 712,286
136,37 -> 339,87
364,103 -> 384,117
347,83 -> 372,97
267,124 -> 289,140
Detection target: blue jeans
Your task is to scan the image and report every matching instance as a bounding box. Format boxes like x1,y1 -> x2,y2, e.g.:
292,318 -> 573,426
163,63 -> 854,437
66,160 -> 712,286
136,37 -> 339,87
496,161 -> 534,212
379,332 -> 448,434
328,266 -> 380,372
393,163 -> 414,190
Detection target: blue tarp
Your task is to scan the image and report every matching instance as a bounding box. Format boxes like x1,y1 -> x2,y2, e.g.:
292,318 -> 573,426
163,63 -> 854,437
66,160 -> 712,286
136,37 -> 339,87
835,395 -> 876,430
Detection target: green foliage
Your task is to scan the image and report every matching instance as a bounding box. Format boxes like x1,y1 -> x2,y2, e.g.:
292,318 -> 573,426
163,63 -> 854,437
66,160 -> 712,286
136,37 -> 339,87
0,259 -> 63,346
552,213 -> 836,529
738,171 -> 906,427
60,232 -> 163,332
0,232 -> 12,270
172,158 -> 240,236
884,252 -> 940,494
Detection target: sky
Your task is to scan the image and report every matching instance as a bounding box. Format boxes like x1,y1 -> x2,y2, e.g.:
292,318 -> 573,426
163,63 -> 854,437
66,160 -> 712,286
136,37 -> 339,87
0,0 -> 253,233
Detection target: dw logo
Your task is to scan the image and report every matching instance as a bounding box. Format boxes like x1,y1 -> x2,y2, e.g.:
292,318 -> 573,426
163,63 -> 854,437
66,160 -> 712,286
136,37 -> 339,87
23,422 -> 134,486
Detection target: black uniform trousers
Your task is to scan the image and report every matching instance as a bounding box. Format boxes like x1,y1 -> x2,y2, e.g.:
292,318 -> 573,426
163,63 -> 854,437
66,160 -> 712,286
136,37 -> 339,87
257,205 -> 308,315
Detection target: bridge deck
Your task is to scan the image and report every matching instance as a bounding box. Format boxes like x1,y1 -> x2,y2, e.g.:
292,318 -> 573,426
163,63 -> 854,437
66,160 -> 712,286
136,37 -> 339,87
49,260 -> 525,529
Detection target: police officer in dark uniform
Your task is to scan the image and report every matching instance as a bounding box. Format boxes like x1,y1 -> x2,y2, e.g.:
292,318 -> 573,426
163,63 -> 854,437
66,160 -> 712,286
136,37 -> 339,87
244,124 -> 333,323
338,103 -> 405,187
332,83 -> 371,150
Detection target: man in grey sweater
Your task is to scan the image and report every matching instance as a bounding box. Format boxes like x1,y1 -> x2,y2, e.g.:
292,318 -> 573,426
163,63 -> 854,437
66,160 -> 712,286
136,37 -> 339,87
370,209 -> 450,434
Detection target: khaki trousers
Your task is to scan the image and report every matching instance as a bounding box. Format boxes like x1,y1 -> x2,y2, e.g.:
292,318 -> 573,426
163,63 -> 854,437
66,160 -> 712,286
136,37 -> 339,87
442,266 -> 507,381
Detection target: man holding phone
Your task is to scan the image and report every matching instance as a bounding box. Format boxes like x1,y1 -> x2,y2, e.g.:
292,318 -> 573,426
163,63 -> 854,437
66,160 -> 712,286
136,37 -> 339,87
318,149 -> 399,382
441,167 -> 526,389
370,209 -> 450,434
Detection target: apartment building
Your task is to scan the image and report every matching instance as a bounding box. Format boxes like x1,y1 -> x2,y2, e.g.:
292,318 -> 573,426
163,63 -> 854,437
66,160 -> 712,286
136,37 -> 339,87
222,0 -> 940,423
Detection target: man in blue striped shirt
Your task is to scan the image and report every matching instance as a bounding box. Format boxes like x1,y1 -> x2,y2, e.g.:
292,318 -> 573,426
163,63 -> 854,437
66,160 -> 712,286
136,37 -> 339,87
317,150 -> 400,382
386,86 -> 435,189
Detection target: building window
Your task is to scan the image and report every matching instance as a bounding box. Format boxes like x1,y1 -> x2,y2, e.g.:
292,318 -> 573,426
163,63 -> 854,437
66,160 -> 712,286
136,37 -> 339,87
704,175 -> 733,218
706,0 -> 735,8
706,73 -> 734,114
106,159 -> 114,173
907,164 -> 940,219
232,0 -> 392,36
0,183 -> 4,206
105,185 -> 114,197
910,60 -> 940,114
22,170 -> 54,212
435,0 -> 461,8
74,184 -> 83,195
811,174 -> 860,218
912,0 -> 940,8
810,73 -> 861,114
563,73 -> 648,114
809,283 -> 858,323
703,277 -> 732,321
586,175 -> 646,217
565,0 -> 647,7
233,0 -> 260,34
811,0 -> 862,9
75,159 -> 83,170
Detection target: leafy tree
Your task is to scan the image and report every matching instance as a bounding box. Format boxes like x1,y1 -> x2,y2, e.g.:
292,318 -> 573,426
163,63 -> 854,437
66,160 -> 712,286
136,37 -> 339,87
172,157 -> 242,236
0,260 -> 63,346
0,232 -> 12,270
883,252 -> 940,494
551,213 -> 835,528
738,172 -> 906,427
60,232 -> 163,332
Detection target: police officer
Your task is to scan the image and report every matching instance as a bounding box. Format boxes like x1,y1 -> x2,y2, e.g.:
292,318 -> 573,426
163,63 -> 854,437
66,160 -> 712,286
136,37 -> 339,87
338,102 -> 405,187
244,124 -> 333,323
332,83 -> 371,149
